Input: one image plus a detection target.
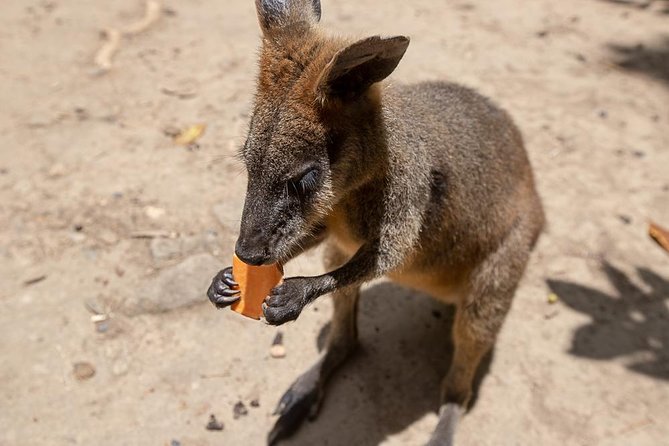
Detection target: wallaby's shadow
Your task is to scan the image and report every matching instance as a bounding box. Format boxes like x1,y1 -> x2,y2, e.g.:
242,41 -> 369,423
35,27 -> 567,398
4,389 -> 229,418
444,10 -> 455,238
284,282 -> 493,446
547,261 -> 669,380
608,36 -> 669,86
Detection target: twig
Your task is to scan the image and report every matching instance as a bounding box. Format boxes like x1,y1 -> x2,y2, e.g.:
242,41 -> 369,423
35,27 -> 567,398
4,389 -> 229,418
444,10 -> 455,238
23,275 -> 47,286
130,230 -> 175,239
94,28 -> 122,73
122,0 -> 162,35
93,1 -> 162,74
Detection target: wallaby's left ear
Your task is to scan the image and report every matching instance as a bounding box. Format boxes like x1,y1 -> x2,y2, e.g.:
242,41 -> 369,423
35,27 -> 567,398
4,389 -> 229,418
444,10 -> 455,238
317,35 -> 410,100
255,0 -> 321,35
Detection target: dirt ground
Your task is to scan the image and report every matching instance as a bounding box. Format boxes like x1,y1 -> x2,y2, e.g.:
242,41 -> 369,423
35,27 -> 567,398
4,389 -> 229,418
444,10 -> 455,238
1,0 -> 668,445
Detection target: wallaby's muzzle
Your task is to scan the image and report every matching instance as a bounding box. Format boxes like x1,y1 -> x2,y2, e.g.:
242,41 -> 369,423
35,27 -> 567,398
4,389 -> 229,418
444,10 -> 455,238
235,229 -> 272,266
235,194 -> 277,266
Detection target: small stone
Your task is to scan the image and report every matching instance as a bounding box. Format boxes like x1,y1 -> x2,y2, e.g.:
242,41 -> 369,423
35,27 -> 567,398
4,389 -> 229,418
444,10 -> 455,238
74,107 -> 89,120
270,344 -> 286,359
47,163 -> 66,178
124,253 -> 223,315
233,401 -> 248,419
618,214 -> 632,225
112,358 -> 130,376
170,440 -> 182,446
150,237 -> 182,261
250,399 -> 260,408
68,232 -> 86,243
98,230 -> 119,245
547,293 -> 559,304
144,206 -> 166,219
205,414 -> 224,431
73,362 -> 95,380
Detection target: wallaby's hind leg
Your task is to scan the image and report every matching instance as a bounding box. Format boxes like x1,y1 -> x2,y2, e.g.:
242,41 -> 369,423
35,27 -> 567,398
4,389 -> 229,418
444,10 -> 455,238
268,244 -> 359,445
427,218 -> 537,446
426,303 -> 501,446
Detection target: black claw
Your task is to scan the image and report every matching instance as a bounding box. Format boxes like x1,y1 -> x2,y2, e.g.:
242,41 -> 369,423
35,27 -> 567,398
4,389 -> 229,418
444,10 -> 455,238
207,266 -> 241,309
273,392 -> 292,416
267,386 -> 320,445
222,267 -> 238,287
220,288 -> 241,297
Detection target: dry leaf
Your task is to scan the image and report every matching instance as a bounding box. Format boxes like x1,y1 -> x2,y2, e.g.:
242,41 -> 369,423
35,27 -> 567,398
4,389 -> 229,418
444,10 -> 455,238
174,124 -> 206,146
649,221 -> 669,253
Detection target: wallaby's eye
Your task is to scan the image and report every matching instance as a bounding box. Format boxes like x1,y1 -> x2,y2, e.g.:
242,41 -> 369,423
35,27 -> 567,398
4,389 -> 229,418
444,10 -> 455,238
299,169 -> 319,192
286,166 -> 320,199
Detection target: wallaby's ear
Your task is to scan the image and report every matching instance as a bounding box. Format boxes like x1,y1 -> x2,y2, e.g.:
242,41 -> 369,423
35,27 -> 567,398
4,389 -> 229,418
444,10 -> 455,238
255,0 -> 321,34
317,36 -> 410,100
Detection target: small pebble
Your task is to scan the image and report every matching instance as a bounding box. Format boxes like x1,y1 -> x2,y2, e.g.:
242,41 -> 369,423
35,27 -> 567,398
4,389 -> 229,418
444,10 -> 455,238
144,206 -> 166,219
170,440 -> 182,446
233,401 -> 248,419
47,163 -> 66,178
618,214 -> 632,225
270,332 -> 286,358
205,414 -> 224,431
250,399 -> 260,408
270,344 -> 286,358
72,362 -> 95,380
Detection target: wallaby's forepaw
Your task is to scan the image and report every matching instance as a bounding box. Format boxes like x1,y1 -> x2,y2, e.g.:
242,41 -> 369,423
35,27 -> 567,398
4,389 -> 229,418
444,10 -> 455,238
263,277 -> 311,325
207,266 -> 240,308
268,368 -> 323,445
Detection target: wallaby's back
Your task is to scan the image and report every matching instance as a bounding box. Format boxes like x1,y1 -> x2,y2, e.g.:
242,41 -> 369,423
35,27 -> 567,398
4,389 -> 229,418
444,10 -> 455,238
380,81 -> 544,277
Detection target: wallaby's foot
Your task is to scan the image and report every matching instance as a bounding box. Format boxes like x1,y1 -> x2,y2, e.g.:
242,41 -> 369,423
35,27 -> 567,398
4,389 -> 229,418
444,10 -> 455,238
263,277 -> 313,325
207,267 -> 240,308
425,403 -> 463,446
268,361 -> 324,445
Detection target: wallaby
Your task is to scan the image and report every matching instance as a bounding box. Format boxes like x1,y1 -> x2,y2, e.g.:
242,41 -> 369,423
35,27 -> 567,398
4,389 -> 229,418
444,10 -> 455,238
207,0 -> 545,444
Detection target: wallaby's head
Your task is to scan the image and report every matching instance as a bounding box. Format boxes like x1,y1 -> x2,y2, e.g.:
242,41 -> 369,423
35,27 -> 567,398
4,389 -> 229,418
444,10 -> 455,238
235,0 -> 409,265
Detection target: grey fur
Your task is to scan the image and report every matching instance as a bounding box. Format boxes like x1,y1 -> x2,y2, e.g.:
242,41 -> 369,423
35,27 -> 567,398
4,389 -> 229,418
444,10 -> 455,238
207,1 -> 544,444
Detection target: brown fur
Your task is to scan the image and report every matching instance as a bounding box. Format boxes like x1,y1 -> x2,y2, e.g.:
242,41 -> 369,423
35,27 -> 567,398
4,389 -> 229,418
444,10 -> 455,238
207,1 -> 545,444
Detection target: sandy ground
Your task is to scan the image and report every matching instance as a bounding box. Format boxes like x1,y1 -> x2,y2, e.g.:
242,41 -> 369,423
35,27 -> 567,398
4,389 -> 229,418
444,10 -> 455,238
1,0 -> 668,445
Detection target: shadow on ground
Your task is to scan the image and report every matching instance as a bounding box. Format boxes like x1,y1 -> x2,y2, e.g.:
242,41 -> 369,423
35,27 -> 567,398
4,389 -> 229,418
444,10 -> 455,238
282,282 -> 493,446
599,0 -> 669,14
608,36 -> 669,86
547,261 -> 669,380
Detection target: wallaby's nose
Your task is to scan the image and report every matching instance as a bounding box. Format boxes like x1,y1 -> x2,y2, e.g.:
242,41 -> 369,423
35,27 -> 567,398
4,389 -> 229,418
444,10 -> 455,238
235,236 -> 271,266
